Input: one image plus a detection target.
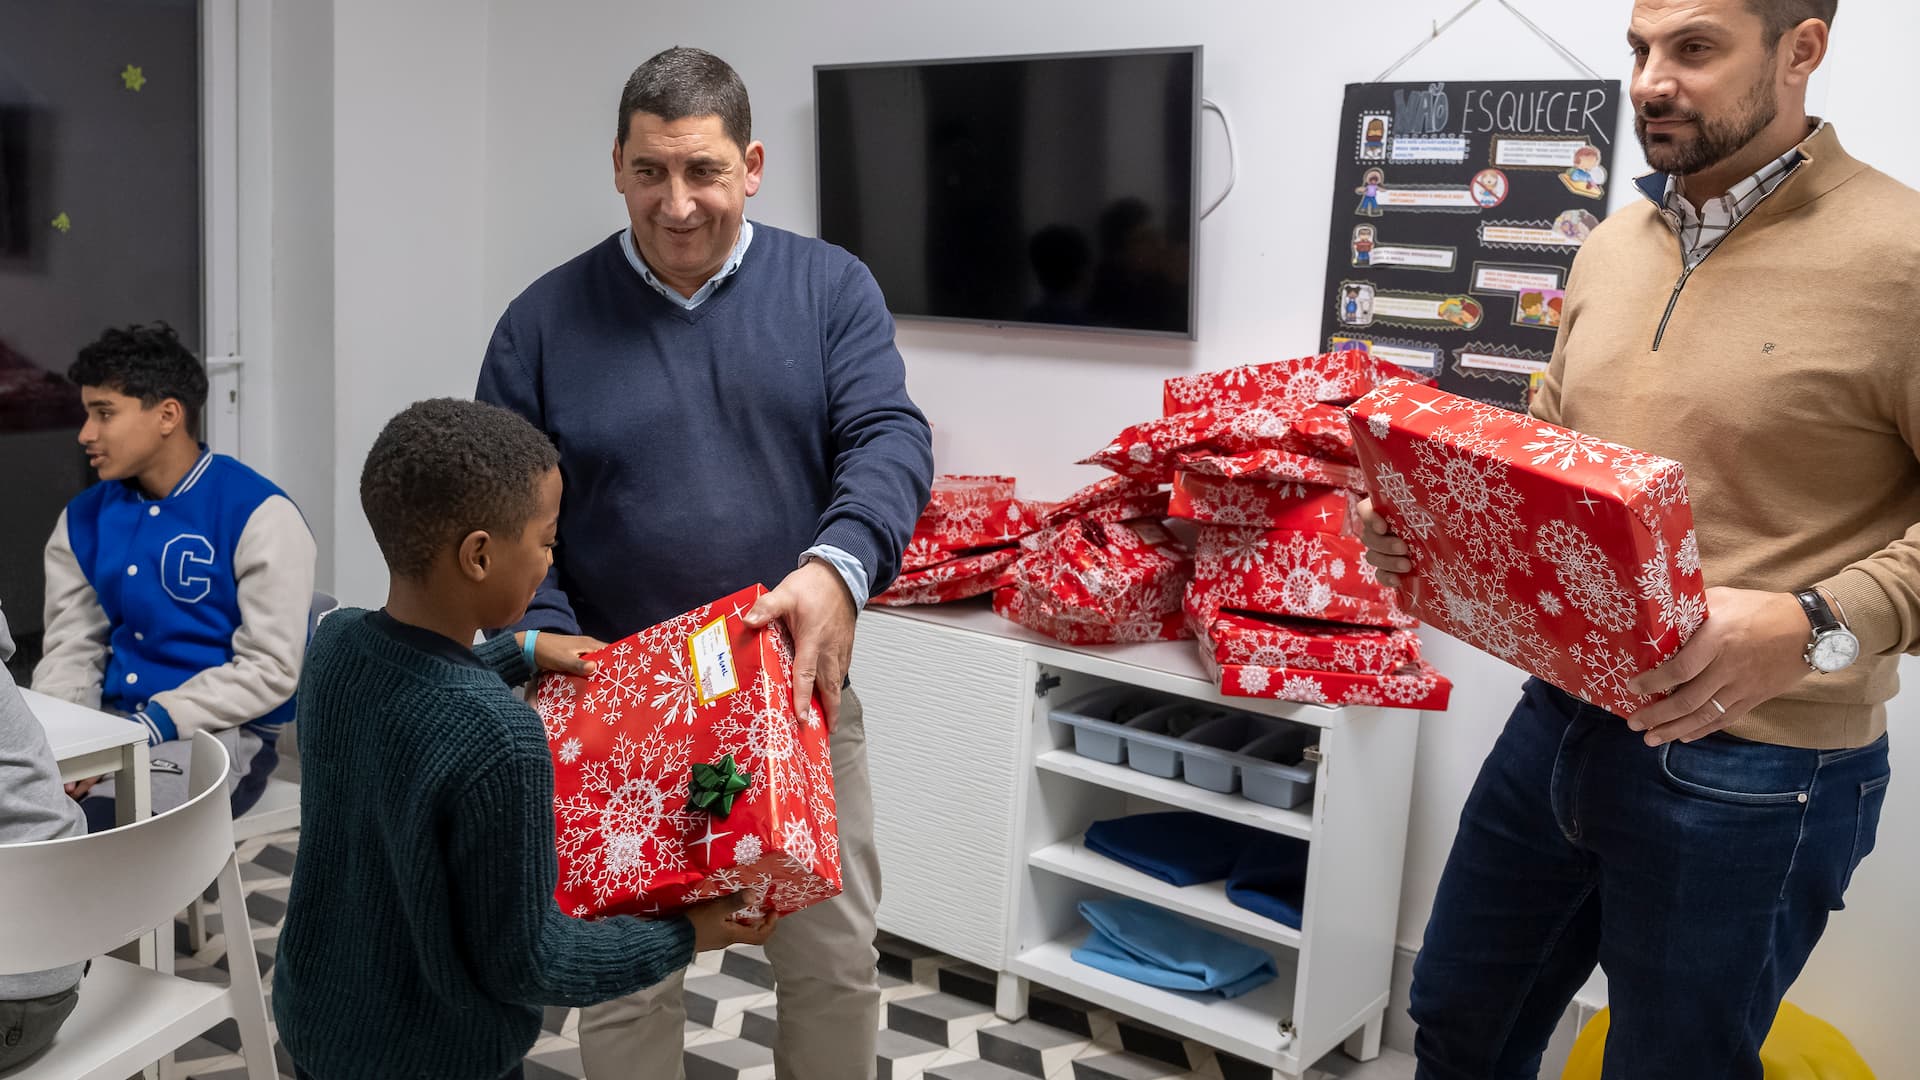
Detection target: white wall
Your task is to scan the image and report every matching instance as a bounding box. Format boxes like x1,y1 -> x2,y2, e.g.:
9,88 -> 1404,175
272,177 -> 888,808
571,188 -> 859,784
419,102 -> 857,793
319,0 -> 1919,1066
267,0 -> 336,590
331,0 -> 492,606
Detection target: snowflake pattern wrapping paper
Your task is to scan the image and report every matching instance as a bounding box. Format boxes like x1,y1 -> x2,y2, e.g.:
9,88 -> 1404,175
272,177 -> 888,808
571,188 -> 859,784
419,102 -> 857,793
1081,401 -> 1359,485
1184,526 -> 1417,635
902,474 -> 1052,571
533,584 -> 841,920
1170,471 -> 1361,533
1173,447 -> 1365,492
1344,382 -> 1706,717
993,520 -> 1194,644
1040,475 -> 1165,527
1162,349 -> 1436,416
991,586 -> 1189,646
1200,649 -> 1453,710
1209,611 -> 1423,676
873,546 -> 1020,606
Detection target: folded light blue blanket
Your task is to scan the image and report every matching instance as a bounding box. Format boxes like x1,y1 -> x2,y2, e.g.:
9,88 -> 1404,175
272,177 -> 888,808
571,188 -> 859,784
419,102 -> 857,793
1071,897 -> 1279,999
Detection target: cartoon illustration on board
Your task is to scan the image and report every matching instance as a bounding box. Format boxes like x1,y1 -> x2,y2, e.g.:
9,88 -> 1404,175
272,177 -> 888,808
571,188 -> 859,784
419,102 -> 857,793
1351,225 -> 1377,266
1356,168 -> 1385,217
1560,145 -> 1608,198
1339,282 -> 1377,327
1553,208 -> 1601,244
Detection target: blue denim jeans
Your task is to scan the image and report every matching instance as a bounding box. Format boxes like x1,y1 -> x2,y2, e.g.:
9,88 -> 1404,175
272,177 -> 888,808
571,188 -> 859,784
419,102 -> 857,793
1410,678 -> 1890,1079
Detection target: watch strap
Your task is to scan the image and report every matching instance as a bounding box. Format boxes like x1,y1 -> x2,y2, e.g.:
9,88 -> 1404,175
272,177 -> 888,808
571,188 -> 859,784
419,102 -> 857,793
1795,589 -> 1840,635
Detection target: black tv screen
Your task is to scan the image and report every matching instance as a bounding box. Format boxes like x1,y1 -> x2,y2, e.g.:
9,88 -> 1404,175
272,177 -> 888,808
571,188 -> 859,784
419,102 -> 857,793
816,47 -> 1200,339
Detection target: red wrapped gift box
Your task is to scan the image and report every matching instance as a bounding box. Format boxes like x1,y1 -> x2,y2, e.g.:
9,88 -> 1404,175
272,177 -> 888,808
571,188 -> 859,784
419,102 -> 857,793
1209,611 -> 1422,675
1163,350 -> 1436,415
992,586 -> 1190,645
995,520 -> 1193,644
1170,471 -> 1359,533
1042,476 -> 1162,525
1185,526 -> 1416,633
1082,402 -> 1357,485
874,547 -> 1019,606
1344,382 -> 1705,717
1174,448 -> 1365,492
1201,650 -> 1453,710
904,475 -> 1051,569
533,585 -> 840,919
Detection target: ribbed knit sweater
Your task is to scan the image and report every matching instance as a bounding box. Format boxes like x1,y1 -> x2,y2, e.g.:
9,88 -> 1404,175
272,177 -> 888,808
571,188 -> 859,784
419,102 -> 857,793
272,609 -> 695,1079
1535,123 -> 1920,748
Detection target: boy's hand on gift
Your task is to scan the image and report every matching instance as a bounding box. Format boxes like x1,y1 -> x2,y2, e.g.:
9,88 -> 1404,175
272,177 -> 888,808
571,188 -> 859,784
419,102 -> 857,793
1624,587 -> 1810,746
746,560 -> 856,732
686,893 -> 780,951
1357,498 -> 1412,589
520,632 -> 607,676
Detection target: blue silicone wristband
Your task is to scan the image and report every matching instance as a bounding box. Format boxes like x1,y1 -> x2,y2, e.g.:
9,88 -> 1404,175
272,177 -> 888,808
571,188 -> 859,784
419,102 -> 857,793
522,629 -> 540,671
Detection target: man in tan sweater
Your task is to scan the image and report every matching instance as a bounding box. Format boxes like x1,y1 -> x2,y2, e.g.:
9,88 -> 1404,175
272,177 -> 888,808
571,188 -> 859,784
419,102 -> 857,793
1361,1 -> 1916,1075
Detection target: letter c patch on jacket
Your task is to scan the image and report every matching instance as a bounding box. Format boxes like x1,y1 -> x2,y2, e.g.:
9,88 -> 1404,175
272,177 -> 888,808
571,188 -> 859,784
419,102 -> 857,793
162,534 -> 217,604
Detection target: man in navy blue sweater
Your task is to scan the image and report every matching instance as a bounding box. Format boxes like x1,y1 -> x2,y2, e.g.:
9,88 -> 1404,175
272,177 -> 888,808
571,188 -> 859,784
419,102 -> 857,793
476,46 -> 932,1080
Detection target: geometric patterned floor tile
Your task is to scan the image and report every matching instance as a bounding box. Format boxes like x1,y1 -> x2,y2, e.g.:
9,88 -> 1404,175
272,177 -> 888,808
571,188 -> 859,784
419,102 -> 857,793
720,944 -> 776,990
684,971 -> 776,1032
739,1002 -> 781,1049
1070,1054 -> 1187,1080
875,1026 -> 953,1079
888,990 -> 1001,1049
160,823 -> 1411,1080
925,1059 -> 1044,1080
684,1036 -> 775,1080
937,961 -> 1001,1007
976,1019 -> 1091,1076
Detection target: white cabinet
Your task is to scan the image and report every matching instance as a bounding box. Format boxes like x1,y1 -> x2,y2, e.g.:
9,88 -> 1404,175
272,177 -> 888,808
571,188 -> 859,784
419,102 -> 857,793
853,602 -> 1420,1077
853,604 -> 1029,971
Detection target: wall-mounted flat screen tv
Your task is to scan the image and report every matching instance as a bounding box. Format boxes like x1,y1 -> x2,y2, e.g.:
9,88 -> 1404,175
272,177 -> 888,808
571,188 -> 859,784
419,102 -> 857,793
816,47 -> 1200,339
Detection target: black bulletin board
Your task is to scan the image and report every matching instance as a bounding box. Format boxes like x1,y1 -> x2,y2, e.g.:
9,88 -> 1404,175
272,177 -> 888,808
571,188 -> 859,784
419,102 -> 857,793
1319,80 -> 1621,412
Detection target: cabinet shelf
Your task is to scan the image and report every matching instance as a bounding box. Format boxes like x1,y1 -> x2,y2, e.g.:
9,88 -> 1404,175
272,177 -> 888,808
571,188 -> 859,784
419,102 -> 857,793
1012,933 -> 1302,1072
1034,749 -> 1314,841
1028,835 -> 1304,950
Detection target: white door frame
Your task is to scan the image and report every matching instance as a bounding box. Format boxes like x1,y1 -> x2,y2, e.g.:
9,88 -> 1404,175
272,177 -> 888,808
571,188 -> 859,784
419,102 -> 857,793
200,0 -> 274,473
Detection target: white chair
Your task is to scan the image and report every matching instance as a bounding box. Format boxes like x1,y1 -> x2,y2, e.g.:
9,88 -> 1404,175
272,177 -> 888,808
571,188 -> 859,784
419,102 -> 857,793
184,589 -> 333,951
0,732 -> 277,1079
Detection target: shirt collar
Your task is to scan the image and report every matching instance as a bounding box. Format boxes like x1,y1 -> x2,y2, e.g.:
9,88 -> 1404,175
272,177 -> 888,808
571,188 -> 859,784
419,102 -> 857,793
619,220 -> 754,310
1634,120 -> 1825,213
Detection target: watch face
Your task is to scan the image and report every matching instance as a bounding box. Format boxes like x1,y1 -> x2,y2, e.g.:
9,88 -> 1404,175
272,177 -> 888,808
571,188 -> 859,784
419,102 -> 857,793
1811,631 -> 1860,673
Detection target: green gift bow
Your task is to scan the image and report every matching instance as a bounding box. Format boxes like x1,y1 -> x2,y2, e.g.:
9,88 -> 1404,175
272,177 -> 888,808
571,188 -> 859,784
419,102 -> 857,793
688,754 -> 754,817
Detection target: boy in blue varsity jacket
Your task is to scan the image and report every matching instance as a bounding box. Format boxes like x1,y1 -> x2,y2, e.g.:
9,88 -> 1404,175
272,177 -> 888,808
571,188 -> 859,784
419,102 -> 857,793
32,323 -> 316,831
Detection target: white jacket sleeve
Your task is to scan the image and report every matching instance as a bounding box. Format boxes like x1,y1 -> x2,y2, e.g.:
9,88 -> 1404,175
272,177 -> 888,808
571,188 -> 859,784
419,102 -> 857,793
147,495 -> 317,737
32,509 -> 110,708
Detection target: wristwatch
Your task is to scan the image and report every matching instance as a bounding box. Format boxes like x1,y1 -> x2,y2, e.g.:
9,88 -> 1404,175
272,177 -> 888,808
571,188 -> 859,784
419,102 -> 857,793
1795,588 -> 1860,674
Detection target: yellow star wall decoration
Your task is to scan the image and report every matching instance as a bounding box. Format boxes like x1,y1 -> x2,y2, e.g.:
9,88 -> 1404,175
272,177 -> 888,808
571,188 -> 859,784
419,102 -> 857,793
121,64 -> 146,92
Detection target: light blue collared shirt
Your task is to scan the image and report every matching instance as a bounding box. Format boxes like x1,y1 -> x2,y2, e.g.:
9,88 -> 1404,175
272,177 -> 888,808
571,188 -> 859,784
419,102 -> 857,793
619,220 -> 871,609
620,220 -> 754,310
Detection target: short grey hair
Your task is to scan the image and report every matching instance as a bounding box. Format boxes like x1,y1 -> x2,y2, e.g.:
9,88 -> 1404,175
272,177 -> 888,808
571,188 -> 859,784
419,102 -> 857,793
616,46 -> 752,151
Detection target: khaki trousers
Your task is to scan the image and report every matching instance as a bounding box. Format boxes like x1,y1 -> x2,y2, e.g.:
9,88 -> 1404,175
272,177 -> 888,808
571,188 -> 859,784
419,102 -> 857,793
578,687 -> 882,1080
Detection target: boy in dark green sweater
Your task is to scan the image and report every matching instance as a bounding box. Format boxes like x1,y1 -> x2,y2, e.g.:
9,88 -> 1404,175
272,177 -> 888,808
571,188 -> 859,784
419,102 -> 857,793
273,399 -> 775,1080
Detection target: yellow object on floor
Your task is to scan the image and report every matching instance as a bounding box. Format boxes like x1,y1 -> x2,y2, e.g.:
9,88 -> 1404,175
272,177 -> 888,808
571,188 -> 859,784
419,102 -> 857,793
1562,1001 -> 1874,1079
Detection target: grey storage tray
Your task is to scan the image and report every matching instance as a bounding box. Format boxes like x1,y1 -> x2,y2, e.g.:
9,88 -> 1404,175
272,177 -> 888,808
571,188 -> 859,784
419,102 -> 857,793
1180,714 -> 1285,794
1048,686 -> 1168,765
1047,691 -> 1319,808
1121,702 -> 1225,778
1240,727 -> 1317,809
